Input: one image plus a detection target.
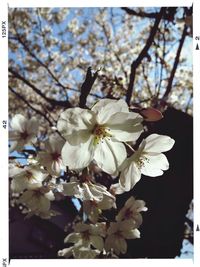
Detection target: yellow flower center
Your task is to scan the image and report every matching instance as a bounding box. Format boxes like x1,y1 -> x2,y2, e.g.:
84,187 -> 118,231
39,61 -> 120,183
92,124 -> 112,145
136,155 -> 149,169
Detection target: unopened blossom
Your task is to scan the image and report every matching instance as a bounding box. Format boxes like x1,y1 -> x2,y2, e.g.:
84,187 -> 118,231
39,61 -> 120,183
64,222 -> 106,251
105,220 -> 140,255
116,196 -> 147,227
9,114 -> 39,152
18,187 -> 55,215
37,134 -> 65,176
119,134 -> 175,191
140,107 -> 163,122
57,98 -> 143,174
10,164 -> 48,193
62,177 -> 115,203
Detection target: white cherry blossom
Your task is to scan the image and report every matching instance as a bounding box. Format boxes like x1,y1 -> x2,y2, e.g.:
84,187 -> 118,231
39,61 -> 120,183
116,196 -> 147,228
64,222 -> 106,251
83,193 -> 116,223
18,187 -> 55,215
57,98 -> 143,174
119,134 -> 175,191
105,220 -> 140,255
37,134 -> 65,176
58,244 -> 100,259
9,114 -> 39,152
10,164 -> 48,193
62,177 -> 115,203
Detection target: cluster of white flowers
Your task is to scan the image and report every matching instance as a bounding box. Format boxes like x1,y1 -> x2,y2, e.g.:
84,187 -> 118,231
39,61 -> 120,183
9,98 -> 175,258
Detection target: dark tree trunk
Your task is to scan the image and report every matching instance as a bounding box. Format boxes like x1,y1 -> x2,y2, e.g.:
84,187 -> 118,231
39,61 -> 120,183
117,107 -> 193,258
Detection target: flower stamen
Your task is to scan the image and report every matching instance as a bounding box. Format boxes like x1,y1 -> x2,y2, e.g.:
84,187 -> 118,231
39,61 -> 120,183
92,125 -> 112,145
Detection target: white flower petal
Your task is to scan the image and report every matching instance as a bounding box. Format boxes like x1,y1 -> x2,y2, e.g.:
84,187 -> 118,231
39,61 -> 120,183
61,135 -> 94,170
64,233 -> 80,244
63,182 -> 79,196
123,229 -> 140,239
90,235 -> 104,251
73,246 -> 99,259
57,108 -> 95,137
110,183 -> 126,195
11,177 -> 27,192
144,134 -> 175,153
119,160 -> 141,191
39,196 -> 51,212
105,235 -> 115,252
92,99 -> 129,124
141,153 -> 169,177
118,237 -> 127,254
10,114 -> 26,132
45,191 -> 55,201
9,131 -> 21,141
45,134 -> 65,153
94,139 -> 126,174
26,117 -> 39,135
106,112 -> 143,142
58,247 -> 73,258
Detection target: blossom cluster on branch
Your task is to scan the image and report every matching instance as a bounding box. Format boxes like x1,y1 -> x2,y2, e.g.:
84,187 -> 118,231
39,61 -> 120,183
9,98 -> 175,258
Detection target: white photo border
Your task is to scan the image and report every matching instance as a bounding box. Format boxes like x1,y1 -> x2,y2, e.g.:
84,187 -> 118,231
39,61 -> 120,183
0,0 -> 198,266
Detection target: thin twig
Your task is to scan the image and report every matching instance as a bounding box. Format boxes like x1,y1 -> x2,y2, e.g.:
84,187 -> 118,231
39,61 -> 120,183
126,8 -> 166,105
79,67 -> 100,108
162,24 -> 187,99
9,68 -> 72,108
9,86 -> 54,126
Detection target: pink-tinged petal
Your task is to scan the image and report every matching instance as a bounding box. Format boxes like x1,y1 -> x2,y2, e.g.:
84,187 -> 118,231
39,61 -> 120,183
140,108 -> 163,122
61,135 -> 94,170
94,139 -> 126,175
51,160 -> 63,176
106,112 -> 143,142
57,108 -> 95,137
141,153 -> 169,177
110,183 -> 126,195
92,99 -> 129,124
144,134 -> 175,153
119,160 -> 141,191
10,114 -> 27,132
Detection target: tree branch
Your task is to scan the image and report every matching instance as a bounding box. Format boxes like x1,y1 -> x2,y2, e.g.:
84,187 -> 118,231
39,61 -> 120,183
9,68 -> 72,108
79,67 -> 100,108
121,7 -> 177,22
9,86 -> 54,126
13,24 -> 67,92
126,7 -> 166,105
162,24 -> 187,99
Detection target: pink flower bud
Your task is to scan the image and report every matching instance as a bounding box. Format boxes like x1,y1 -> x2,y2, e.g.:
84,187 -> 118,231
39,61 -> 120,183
140,107 -> 163,122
